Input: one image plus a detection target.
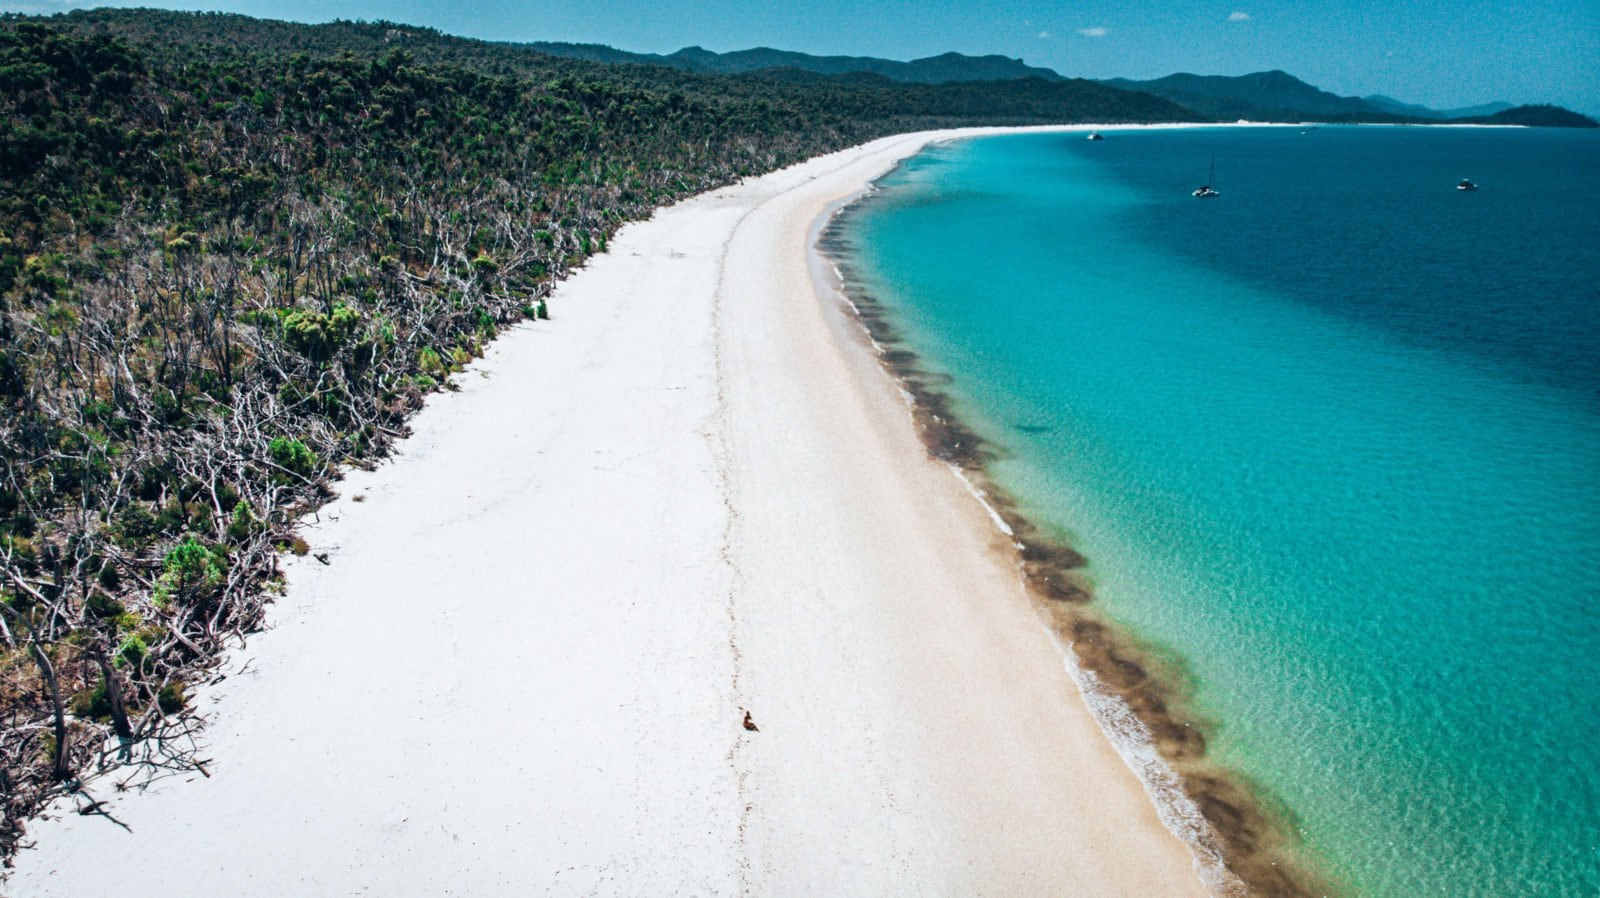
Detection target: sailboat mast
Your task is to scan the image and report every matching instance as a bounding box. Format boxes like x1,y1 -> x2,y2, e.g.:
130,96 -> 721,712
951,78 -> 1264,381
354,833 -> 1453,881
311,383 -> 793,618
1192,157 -> 1221,198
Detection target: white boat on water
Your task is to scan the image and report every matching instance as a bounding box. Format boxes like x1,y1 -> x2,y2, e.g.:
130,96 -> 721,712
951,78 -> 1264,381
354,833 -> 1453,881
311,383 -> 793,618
1193,158 -> 1221,198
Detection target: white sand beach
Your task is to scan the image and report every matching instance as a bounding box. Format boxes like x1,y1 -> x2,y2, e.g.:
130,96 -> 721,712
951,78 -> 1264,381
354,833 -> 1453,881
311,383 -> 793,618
10,129 -> 1207,896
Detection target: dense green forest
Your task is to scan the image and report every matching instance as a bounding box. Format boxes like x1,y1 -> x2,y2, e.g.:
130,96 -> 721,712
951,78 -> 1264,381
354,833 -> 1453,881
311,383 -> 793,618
45,9 -> 1201,124
0,10 -> 1202,862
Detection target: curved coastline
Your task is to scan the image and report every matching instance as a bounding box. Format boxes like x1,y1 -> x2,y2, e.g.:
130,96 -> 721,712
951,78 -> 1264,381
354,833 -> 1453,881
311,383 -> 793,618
813,151 -> 1330,897
10,128 -> 1209,896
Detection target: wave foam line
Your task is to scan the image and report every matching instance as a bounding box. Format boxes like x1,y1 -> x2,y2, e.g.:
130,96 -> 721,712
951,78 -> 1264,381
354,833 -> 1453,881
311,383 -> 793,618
1043,626 -> 1249,898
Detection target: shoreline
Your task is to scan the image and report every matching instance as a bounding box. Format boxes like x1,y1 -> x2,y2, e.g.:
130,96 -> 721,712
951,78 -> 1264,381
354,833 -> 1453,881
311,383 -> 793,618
11,127 -> 1210,895
813,157 -> 1328,896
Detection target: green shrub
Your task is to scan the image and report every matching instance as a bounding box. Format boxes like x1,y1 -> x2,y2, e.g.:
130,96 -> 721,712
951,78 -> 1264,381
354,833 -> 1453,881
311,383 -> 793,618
372,315 -> 396,346
96,561 -> 121,590
115,633 -> 147,668
225,500 -> 261,543
185,501 -> 216,537
153,537 -> 226,606
282,304 -> 360,362
152,500 -> 186,535
268,436 -> 317,477
164,231 -> 200,254
70,681 -> 113,721
157,682 -> 186,715
84,590 -> 124,621
417,346 -> 447,379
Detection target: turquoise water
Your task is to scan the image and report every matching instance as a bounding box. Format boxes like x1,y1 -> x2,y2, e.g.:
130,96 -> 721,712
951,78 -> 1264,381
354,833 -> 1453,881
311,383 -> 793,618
838,127 -> 1600,896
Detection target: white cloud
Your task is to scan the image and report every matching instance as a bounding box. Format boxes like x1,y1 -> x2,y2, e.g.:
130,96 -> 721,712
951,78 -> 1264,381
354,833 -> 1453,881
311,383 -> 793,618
1228,11 -> 1251,21
1077,26 -> 1108,38
1038,30 -> 1052,39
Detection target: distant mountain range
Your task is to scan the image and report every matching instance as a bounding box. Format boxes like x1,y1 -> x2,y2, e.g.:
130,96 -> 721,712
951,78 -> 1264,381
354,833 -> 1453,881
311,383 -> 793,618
1098,71 -> 1562,124
1363,95 -> 1516,120
524,43 -> 1595,127
1102,70 -> 1379,120
523,43 -> 1065,84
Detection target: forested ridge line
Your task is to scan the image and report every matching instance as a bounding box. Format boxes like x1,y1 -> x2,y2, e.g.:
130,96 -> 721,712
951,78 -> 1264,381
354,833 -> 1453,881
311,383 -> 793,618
0,10 -> 1193,864
49,8 -> 1202,125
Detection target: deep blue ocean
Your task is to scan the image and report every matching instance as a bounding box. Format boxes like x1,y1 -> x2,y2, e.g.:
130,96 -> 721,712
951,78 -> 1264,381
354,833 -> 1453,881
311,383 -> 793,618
838,126 -> 1600,896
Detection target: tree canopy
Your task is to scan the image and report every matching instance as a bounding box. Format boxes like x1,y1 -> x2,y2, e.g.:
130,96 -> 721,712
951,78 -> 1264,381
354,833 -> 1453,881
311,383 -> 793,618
0,9 -> 1200,863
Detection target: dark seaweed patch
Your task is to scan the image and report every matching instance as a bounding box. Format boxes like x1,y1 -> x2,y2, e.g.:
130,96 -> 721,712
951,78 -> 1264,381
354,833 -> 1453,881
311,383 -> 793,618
819,196 -> 1338,898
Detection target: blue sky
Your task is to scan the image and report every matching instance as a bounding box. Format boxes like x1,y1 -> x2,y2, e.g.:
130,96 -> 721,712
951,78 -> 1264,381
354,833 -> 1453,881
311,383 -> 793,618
5,0 -> 1597,115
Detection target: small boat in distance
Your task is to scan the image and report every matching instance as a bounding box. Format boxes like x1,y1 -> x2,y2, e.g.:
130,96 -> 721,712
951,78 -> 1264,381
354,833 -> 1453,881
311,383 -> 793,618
1457,178 -> 1479,191
1086,131 -> 1104,141
1193,158 -> 1221,198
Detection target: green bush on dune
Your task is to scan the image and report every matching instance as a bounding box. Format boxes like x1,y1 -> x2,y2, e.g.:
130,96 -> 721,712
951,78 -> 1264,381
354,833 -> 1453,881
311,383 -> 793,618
0,7 -> 1197,861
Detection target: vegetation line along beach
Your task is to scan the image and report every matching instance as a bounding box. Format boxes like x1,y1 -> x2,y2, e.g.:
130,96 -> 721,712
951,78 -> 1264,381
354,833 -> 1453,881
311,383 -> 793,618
5,118 -> 1213,894
0,14 -> 865,856
0,9 -> 1206,868
2,7 -> 1594,895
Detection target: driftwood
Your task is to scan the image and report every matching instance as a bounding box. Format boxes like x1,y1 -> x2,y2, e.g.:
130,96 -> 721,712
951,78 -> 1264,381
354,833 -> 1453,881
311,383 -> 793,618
0,19 -> 888,868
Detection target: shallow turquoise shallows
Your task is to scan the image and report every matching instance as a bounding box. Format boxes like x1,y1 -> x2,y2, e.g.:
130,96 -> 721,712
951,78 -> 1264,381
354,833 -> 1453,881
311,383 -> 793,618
838,127 -> 1600,897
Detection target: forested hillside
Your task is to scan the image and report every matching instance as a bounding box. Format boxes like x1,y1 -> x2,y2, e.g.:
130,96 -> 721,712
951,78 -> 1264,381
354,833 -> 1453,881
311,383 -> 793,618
523,43 -> 1067,83
0,10 -> 1200,863
1470,103 -> 1599,128
52,9 -> 1195,123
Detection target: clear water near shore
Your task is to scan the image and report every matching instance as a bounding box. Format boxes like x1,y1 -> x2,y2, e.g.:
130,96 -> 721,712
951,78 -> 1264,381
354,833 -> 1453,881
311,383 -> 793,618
835,126 -> 1600,896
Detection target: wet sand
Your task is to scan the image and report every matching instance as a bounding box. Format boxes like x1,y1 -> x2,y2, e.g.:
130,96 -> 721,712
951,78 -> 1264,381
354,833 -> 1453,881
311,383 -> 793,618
9,129 -> 1207,896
